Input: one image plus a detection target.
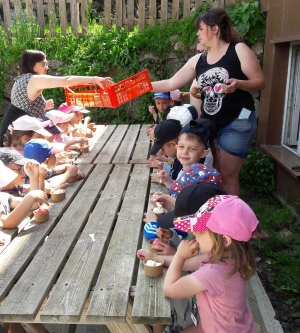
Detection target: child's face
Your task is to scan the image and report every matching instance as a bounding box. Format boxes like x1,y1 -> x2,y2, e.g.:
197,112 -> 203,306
194,230 -> 214,253
154,98 -> 170,113
5,163 -> 26,186
57,122 -> 69,133
176,133 -> 208,169
161,141 -> 177,158
71,112 -> 84,124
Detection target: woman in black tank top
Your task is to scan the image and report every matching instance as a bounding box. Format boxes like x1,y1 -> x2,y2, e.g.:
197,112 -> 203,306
151,8 -> 265,196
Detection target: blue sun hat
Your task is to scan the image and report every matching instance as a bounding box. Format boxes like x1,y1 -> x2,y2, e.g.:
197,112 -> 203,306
154,92 -> 170,99
24,139 -> 52,164
168,163 -> 223,198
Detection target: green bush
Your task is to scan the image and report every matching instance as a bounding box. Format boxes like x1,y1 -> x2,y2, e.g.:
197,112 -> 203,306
227,0 -> 266,45
240,148 -> 276,197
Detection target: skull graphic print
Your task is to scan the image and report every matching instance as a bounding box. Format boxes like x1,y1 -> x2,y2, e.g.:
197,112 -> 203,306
198,67 -> 229,115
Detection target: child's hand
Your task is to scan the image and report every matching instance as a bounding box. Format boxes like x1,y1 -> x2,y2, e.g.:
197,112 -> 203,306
177,239 -> 199,260
147,158 -> 163,169
29,190 -> 49,205
39,164 -> 48,180
151,239 -> 177,256
148,127 -> 155,141
148,106 -> 156,115
84,116 -> 91,124
45,99 -> 54,110
190,86 -> 201,99
24,161 -> 40,179
137,249 -> 153,261
156,227 -> 173,239
156,170 -> 172,186
77,170 -> 85,180
143,210 -> 157,223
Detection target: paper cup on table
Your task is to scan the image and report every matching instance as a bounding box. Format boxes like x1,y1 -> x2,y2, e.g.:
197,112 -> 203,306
80,146 -> 89,153
143,257 -> 164,277
34,207 -> 49,223
85,132 -> 93,138
91,126 -> 96,132
148,239 -> 161,253
51,189 -> 66,202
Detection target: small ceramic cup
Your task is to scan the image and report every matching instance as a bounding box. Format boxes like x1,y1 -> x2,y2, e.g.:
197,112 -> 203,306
143,257 -> 164,277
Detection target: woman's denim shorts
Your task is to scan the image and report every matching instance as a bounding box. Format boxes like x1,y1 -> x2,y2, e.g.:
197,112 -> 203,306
218,111 -> 257,158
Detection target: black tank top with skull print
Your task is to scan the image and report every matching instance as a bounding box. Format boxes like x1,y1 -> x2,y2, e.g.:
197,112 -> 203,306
195,42 -> 255,130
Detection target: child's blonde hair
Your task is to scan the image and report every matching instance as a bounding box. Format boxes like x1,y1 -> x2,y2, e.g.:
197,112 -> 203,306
4,125 -> 34,148
207,226 -> 261,280
179,132 -> 206,150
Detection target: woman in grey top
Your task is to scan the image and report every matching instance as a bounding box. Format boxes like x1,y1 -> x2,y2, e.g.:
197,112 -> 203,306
0,49 -> 113,146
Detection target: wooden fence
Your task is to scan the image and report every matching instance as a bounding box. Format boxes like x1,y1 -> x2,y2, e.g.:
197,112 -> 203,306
0,0 -> 251,35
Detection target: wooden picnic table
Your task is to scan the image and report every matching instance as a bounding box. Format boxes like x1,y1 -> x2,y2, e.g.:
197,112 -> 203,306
0,125 -> 171,333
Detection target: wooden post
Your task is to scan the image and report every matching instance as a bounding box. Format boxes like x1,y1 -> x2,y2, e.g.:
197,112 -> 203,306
14,0 -> 21,19
81,0 -> 88,33
48,0 -> 56,36
138,0 -> 145,31
149,0 -> 156,26
127,0 -> 134,32
59,0 -> 67,35
194,0 -> 203,11
25,0 -> 33,20
70,0 -> 79,35
183,0 -> 190,18
212,0 -> 225,8
104,0 -> 111,27
3,0 -> 11,30
116,0 -> 123,30
161,0 -> 168,23
172,0 -> 179,20
36,0 -> 45,35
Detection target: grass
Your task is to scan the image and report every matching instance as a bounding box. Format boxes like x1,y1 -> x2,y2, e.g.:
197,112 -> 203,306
241,188 -> 300,316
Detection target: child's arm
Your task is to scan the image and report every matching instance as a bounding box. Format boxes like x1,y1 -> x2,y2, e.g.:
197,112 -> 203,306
148,106 -> 157,122
64,137 -> 88,150
24,161 -> 40,191
1,190 -> 48,228
137,248 -> 208,271
163,240 -> 207,299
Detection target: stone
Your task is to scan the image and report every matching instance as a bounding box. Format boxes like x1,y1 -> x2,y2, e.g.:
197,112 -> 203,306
278,228 -> 293,239
251,42 -> 264,56
48,60 -> 64,70
138,52 -> 160,62
280,316 -> 288,322
295,319 -> 300,326
173,40 -> 185,52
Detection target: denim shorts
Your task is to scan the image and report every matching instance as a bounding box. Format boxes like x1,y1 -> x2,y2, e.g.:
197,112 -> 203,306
218,111 -> 257,158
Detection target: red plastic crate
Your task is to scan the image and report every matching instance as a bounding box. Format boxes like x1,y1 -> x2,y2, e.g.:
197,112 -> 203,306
64,70 -> 153,108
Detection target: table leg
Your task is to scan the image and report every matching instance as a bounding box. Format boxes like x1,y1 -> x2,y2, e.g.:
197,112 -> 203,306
106,301 -> 152,333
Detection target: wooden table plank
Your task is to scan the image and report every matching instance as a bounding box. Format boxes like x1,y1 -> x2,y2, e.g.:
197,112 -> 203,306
132,182 -> 171,324
112,125 -> 140,164
130,125 -> 150,164
0,217 -> 31,254
76,125 -> 116,164
40,164 -> 132,323
0,164 -> 110,322
86,164 -> 150,323
94,125 -> 128,164
0,164 -> 93,305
